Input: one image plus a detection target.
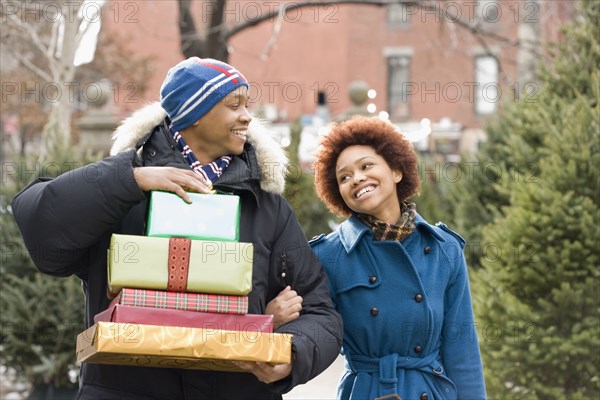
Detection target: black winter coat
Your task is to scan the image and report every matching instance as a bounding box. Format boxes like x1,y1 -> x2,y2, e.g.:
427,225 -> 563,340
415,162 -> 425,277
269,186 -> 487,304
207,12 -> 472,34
12,105 -> 343,400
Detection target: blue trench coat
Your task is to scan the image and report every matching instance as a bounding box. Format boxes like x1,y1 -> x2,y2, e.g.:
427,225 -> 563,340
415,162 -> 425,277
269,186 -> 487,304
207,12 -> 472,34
311,214 -> 486,400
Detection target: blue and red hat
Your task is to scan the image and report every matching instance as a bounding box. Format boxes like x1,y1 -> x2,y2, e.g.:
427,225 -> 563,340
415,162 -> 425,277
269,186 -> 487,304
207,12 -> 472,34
160,57 -> 249,131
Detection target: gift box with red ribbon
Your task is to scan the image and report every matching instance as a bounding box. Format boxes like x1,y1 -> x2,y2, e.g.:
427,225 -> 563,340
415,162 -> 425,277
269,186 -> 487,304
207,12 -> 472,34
107,234 -> 253,296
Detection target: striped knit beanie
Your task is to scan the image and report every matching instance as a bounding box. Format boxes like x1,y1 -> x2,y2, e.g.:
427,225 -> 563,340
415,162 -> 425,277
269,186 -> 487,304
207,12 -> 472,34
160,57 -> 249,131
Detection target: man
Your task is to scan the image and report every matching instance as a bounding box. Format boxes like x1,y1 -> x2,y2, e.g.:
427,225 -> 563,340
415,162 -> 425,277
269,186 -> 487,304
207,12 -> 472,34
12,57 -> 342,399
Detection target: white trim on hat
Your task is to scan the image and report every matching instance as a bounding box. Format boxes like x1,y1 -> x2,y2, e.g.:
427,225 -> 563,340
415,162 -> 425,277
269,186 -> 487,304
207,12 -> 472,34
172,68 -> 243,124
174,72 -> 225,116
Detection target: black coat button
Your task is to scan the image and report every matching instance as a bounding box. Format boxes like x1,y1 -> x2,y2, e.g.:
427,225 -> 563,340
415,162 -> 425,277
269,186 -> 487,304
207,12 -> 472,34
424,246 -> 431,254
369,276 -> 377,284
414,293 -> 423,302
414,345 -> 423,353
420,393 -> 429,400
370,307 -> 379,316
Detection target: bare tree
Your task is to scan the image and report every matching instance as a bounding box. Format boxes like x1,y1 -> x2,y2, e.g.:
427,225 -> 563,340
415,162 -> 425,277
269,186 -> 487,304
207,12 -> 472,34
177,0 -> 532,62
1,1 -> 106,159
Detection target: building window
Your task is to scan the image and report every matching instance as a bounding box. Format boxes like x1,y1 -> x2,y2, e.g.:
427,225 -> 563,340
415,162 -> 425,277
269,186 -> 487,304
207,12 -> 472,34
387,3 -> 410,28
387,56 -> 411,119
475,55 -> 499,115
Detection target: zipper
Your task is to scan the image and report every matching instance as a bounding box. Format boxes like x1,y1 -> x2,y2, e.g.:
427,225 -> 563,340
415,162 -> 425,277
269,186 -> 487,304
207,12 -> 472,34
214,188 -> 236,195
279,253 -> 289,288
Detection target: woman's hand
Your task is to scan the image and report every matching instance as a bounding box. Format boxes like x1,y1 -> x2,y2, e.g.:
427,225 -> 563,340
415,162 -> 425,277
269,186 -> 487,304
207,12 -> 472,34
265,286 -> 303,329
133,166 -> 213,203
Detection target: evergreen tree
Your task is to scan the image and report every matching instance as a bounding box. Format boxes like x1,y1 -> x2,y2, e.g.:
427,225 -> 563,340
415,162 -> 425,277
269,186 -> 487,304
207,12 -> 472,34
473,2 -> 600,397
412,154 -> 453,225
447,2 -> 599,272
1,149 -> 99,397
445,80 -> 551,269
284,120 -> 337,239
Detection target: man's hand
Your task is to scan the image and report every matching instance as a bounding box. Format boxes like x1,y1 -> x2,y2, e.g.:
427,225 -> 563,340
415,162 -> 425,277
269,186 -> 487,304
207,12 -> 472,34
233,361 -> 292,384
265,286 -> 303,329
133,166 -> 213,203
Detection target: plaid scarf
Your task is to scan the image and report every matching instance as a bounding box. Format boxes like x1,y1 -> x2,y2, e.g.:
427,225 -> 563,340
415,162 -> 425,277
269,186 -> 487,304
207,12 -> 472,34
358,202 -> 417,242
169,124 -> 231,184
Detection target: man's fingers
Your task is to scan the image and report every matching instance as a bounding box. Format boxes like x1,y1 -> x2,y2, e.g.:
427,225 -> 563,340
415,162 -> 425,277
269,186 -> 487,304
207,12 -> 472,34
172,185 -> 193,204
233,361 -> 290,384
173,170 -> 212,194
134,167 -> 215,197
232,361 -> 254,371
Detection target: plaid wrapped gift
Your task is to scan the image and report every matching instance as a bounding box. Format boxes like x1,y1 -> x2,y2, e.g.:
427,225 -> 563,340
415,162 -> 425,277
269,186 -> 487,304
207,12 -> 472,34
110,288 -> 248,314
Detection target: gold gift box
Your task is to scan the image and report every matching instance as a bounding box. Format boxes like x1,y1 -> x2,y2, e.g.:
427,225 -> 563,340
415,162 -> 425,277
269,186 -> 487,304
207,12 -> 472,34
77,322 -> 292,372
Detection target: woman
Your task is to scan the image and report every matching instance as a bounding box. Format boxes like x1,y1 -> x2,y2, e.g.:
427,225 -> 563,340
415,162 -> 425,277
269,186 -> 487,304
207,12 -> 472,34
310,115 -> 486,400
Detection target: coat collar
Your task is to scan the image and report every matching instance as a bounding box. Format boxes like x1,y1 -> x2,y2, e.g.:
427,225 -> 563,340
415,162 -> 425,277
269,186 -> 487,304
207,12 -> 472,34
110,102 -> 288,194
338,213 -> 446,253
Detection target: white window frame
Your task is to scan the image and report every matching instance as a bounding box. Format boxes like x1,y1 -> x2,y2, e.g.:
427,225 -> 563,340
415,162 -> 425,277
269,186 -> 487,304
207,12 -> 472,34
475,55 -> 500,115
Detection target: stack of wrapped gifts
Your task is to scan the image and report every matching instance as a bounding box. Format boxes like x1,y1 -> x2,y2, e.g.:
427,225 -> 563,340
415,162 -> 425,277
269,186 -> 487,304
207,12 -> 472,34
76,191 -> 292,372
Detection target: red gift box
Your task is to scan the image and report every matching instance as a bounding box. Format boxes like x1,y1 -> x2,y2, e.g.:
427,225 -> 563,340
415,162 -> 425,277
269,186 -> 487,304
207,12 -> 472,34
94,304 -> 273,333
110,288 -> 248,314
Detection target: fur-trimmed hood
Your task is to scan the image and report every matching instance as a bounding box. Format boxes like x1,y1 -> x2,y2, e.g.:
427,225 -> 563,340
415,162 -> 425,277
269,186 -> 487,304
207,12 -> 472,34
110,102 -> 288,194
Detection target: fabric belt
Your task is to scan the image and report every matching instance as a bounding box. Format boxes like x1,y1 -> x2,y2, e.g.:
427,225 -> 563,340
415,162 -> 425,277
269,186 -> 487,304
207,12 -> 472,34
345,351 -> 443,399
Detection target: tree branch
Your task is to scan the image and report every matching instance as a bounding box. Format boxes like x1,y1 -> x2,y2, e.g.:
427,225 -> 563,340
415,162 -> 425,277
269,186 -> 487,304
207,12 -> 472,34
178,0 -> 206,58
48,14 -> 61,61
205,0 -> 228,60
178,0 -> 539,64
226,0 -> 533,50
228,0 -> 402,38
260,6 -> 285,60
4,48 -> 53,82
8,14 -> 50,60
5,14 -> 56,81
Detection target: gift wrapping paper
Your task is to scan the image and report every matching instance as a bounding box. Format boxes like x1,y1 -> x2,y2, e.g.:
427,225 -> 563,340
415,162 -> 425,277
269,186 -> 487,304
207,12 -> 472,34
108,234 -> 253,295
108,288 -> 249,314
146,191 -> 240,242
76,322 -> 292,372
94,304 -> 273,332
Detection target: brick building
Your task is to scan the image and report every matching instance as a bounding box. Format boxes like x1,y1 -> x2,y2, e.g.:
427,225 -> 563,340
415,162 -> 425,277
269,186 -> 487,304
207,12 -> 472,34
101,0 -> 576,159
